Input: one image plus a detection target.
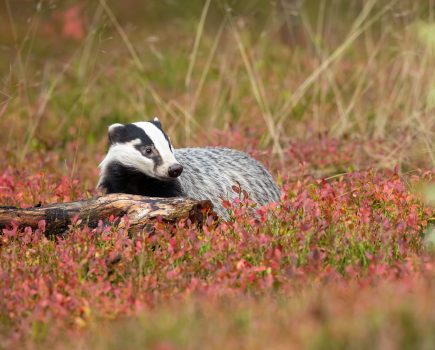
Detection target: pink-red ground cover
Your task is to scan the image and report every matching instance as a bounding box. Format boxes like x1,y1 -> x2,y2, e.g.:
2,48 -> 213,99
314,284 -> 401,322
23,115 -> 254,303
0,147 -> 433,349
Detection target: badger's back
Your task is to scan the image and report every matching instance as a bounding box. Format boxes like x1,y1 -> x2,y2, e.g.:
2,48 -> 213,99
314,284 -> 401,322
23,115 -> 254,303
174,147 -> 280,215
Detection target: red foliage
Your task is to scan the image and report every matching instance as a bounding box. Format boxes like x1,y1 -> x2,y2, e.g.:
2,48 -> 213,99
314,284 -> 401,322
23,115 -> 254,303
0,144 -> 433,347
61,5 -> 85,40
42,5 -> 86,41
0,161 -> 433,345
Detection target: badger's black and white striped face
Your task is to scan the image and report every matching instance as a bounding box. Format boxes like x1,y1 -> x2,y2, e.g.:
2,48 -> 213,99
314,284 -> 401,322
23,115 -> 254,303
99,119 -> 183,181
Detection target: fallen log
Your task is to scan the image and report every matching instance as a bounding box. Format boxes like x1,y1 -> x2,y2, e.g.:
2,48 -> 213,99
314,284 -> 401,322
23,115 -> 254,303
0,194 -> 214,235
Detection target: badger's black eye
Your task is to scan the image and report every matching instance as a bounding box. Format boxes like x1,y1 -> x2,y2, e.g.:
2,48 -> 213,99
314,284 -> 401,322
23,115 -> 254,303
144,146 -> 152,155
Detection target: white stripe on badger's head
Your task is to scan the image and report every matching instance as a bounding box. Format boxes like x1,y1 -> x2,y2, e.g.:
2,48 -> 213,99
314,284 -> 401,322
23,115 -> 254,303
98,119 -> 183,183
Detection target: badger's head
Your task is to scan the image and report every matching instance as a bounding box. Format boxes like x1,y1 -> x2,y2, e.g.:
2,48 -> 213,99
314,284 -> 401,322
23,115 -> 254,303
98,118 -> 183,184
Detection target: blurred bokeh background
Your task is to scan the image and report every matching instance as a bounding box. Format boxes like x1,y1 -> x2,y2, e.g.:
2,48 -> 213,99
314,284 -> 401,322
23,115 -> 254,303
0,1 -> 434,189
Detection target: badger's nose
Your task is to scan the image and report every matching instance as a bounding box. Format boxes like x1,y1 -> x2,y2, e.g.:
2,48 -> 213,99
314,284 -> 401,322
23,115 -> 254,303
168,164 -> 183,178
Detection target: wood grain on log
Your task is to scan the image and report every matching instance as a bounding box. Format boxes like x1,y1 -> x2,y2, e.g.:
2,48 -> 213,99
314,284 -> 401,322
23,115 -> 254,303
0,194 -> 214,235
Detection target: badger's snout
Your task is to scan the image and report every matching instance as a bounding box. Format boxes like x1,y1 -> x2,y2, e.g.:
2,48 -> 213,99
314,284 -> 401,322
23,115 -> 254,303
168,163 -> 183,178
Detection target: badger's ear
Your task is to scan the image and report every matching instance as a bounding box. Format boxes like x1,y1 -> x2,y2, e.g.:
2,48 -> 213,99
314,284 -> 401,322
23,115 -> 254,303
151,116 -> 162,129
108,123 -> 124,145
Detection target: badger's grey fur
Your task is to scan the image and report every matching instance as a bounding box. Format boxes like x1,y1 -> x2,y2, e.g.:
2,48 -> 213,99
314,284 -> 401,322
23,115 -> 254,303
97,119 -> 280,218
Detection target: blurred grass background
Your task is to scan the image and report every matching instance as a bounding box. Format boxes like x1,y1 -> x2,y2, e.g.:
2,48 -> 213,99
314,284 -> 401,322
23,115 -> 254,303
0,0 -> 434,185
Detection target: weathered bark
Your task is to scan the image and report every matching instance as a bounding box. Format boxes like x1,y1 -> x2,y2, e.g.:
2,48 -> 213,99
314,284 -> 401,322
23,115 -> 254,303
0,194 -> 214,235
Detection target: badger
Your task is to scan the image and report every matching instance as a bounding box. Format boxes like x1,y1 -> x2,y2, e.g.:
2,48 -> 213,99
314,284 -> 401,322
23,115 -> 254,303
97,118 -> 280,218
